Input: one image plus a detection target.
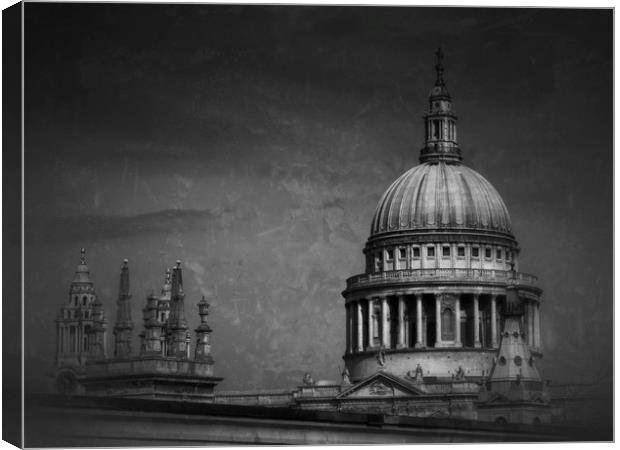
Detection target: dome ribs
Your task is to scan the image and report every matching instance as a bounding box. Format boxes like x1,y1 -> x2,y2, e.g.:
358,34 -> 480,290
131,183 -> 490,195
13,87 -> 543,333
368,163 -> 514,239
449,166 -> 464,226
468,169 -> 490,229
391,169 -> 413,229
424,163 -> 438,227
457,172 -> 476,227
373,174 -> 401,233
370,187 -> 390,234
439,162 -> 453,227
410,168 -> 428,228
384,171 -> 410,231
473,170 -> 499,230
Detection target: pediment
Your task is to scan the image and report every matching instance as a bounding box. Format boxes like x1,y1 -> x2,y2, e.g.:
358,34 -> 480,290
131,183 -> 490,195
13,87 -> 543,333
337,371 -> 423,399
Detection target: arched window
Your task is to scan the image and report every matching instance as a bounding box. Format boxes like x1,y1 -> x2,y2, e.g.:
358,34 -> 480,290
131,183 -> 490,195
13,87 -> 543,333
441,308 -> 455,340
82,296 -> 87,306
533,417 -> 541,425
495,417 -> 507,424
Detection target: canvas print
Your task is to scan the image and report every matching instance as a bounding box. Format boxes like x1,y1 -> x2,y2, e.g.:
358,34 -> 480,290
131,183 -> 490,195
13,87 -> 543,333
8,3 -> 614,446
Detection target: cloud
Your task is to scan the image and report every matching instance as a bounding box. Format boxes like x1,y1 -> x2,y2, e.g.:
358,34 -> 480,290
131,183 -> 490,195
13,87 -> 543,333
33,207 -> 237,242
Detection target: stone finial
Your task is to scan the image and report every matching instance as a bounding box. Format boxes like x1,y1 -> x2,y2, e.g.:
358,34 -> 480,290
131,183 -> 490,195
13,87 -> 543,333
302,373 -> 315,386
80,247 -> 86,265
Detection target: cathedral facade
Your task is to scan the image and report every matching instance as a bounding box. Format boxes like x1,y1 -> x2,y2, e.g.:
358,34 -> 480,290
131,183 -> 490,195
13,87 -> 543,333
53,50 -> 551,426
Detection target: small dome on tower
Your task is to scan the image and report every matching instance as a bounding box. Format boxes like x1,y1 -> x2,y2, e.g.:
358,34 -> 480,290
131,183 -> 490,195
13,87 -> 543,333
72,248 -> 93,285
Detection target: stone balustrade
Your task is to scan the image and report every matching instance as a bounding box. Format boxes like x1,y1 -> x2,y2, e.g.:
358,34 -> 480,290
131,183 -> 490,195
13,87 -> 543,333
346,269 -> 538,291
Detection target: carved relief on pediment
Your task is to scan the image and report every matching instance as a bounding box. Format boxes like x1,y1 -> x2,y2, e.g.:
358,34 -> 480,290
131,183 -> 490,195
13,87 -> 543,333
369,381 -> 394,396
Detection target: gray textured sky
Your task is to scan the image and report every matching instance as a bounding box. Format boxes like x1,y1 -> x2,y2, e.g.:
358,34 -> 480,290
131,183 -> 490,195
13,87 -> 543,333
24,5 -> 612,392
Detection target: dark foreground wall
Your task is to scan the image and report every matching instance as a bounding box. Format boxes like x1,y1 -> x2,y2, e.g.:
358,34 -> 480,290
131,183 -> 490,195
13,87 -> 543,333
26,394 -> 583,447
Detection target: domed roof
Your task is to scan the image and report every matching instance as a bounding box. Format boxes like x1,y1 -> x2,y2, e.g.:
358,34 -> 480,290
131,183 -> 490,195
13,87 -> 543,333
370,162 -> 513,238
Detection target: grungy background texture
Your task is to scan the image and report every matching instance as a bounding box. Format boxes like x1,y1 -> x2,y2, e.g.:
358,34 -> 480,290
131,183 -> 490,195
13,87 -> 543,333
24,5 -> 611,396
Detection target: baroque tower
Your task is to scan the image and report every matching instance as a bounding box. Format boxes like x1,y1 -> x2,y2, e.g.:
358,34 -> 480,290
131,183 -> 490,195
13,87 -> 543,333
342,49 -> 543,386
55,248 -> 101,369
55,248 -> 106,393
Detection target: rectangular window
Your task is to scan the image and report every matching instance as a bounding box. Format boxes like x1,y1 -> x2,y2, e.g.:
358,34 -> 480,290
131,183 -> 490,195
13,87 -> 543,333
457,246 -> 465,257
506,251 -> 511,261
427,246 -> 435,258
496,249 -> 502,260
399,248 -> 406,259
413,247 -> 420,258
442,246 -> 450,257
472,247 -> 479,258
485,248 -> 492,259
386,249 -> 394,260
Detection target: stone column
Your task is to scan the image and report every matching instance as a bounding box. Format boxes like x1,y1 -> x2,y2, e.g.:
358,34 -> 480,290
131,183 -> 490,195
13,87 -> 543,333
455,295 -> 462,346
345,303 -> 351,354
473,294 -> 481,348
415,294 -> 423,348
525,302 -> 532,346
381,297 -> 389,348
357,300 -> 363,352
435,295 -> 442,347
367,298 -> 374,349
491,295 -> 498,348
533,303 -> 540,349
397,295 -> 405,348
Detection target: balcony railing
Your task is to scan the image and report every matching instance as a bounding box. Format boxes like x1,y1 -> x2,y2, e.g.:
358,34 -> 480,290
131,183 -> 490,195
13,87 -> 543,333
346,268 -> 538,290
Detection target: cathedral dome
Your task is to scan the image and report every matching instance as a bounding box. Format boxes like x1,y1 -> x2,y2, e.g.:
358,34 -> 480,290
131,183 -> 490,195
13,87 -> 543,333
370,161 -> 513,238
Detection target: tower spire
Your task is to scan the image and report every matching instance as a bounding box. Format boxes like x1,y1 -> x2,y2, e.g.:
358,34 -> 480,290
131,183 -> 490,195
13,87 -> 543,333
168,260 -> 189,358
113,259 -> 134,358
419,48 -> 462,164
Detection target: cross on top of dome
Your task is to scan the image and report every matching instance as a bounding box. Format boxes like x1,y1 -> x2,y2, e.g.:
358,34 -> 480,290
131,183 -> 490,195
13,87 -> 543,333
435,47 -> 445,86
